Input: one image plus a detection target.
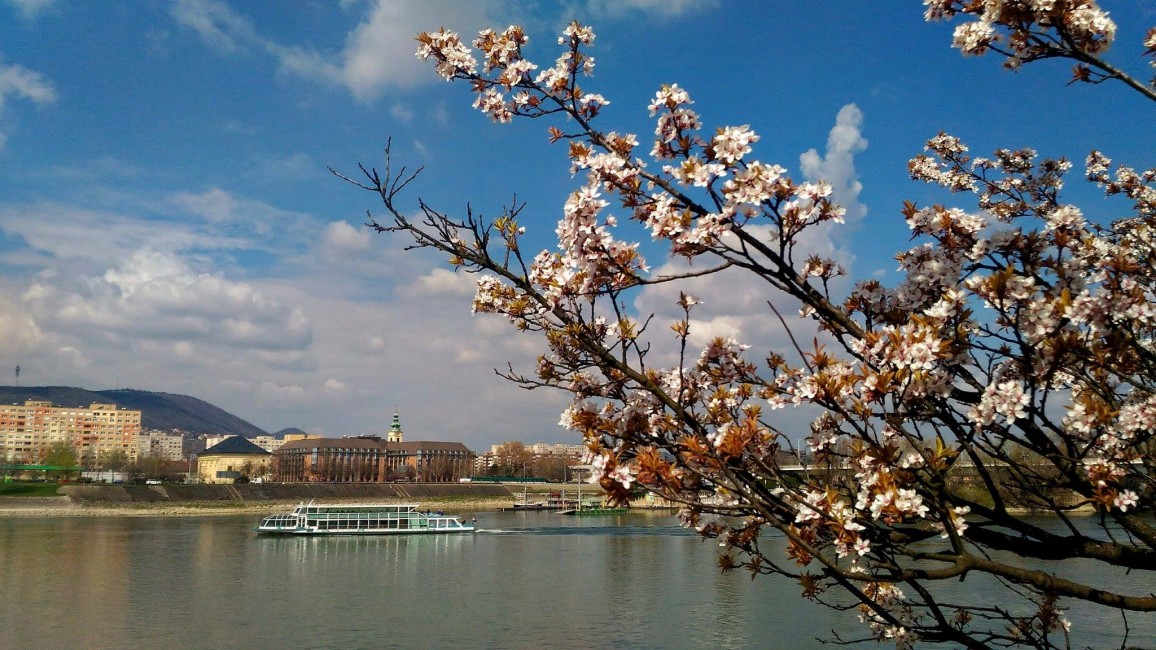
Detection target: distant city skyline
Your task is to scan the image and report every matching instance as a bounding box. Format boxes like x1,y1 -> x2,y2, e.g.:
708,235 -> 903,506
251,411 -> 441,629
0,1 -> 1151,450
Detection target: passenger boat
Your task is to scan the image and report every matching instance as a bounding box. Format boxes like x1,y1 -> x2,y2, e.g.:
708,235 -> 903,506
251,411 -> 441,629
255,502 -> 476,535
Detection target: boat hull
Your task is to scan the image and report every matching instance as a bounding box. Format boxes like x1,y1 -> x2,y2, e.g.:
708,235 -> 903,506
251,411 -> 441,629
255,526 -> 475,536
560,508 -> 629,516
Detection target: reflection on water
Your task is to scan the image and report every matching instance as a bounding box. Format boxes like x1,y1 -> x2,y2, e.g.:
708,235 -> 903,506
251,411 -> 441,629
0,512 -> 1152,650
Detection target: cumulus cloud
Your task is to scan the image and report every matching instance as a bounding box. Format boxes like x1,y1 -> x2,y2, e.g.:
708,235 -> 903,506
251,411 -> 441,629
408,267 -> 475,298
800,103 -> 868,225
323,220 -> 373,254
0,282 -> 45,353
29,248 -> 313,351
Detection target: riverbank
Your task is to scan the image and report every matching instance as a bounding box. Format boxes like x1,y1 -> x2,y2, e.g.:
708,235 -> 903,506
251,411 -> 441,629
0,494 -> 516,518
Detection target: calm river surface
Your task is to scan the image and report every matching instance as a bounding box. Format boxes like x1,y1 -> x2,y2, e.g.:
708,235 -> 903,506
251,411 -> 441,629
1,511 -> 1152,649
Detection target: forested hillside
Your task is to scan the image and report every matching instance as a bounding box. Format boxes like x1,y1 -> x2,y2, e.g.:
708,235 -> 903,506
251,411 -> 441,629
0,386 -> 267,437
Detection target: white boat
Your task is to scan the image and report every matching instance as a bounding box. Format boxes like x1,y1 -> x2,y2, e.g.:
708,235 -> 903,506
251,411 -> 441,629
510,486 -> 548,509
255,502 -> 476,535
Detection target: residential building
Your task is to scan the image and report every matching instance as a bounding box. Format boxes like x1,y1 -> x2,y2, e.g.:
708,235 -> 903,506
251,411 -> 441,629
137,430 -> 184,461
251,435 -> 286,453
196,436 -> 271,484
202,434 -> 235,450
282,433 -> 322,443
0,400 -> 142,465
487,441 -> 585,458
527,442 -> 586,458
475,441 -> 586,473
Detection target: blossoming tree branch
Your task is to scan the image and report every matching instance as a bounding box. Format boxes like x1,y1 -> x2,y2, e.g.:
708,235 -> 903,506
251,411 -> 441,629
334,2 -> 1155,648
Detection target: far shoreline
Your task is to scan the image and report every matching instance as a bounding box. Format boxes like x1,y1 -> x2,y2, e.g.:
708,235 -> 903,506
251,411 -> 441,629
0,495 -> 515,518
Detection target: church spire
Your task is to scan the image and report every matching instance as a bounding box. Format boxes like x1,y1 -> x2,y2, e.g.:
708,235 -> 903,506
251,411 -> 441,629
388,407 -> 403,443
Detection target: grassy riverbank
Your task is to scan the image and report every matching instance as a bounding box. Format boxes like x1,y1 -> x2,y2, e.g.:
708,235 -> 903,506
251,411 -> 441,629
0,482 -> 66,497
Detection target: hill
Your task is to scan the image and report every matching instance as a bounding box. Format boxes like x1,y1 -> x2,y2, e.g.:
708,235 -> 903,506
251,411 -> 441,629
0,386 -> 268,438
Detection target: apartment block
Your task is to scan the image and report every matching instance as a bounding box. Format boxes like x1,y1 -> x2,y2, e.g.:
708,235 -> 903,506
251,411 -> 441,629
137,430 -> 185,461
251,435 -> 287,453
0,400 -> 142,465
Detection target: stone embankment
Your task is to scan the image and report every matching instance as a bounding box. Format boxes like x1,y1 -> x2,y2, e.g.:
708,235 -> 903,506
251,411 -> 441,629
0,483 -> 516,518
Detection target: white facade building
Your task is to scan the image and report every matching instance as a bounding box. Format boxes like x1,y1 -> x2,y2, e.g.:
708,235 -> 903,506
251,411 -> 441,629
251,435 -> 286,453
137,430 -> 185,461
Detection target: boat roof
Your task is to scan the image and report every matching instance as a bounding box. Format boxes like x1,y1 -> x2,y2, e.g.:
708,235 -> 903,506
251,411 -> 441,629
294,503 -> 419,509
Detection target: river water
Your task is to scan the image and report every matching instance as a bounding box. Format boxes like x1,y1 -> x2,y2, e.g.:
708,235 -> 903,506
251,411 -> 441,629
0,510 -> 1152,649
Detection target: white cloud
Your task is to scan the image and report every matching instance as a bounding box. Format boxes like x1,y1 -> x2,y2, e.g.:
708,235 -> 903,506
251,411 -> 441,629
324,377 -> 349,393
0,62 -> 56,104
171,0 -> 493,101
171,0 -> 717,103
454,346 -> 483,363
170,0 -> 254,54
583,0 -> 717,19
685,315 -> 743,350
409,267 -> 476,298
171,187 -> 238,223
253,152 -> 316,179
0,60 -> 56,148
0,282 -> 45,353
338,0 -> 495,100
4,0 -> 55,19
29,248 -> 314,352
0,203 -> 231,270
323,220 -> 373,254
223,119 -> 260,135
256,381 -> 307,399
55,345 -> 90,368
799,103 -> 868,225
391,103 -> 415,123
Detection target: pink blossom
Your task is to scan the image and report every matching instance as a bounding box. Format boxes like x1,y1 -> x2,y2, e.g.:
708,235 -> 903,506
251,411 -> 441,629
710,125 -> 758,164
1114,490 -> 1139,512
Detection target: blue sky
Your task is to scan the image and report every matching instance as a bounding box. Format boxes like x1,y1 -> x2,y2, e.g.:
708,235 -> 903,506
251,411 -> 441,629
0,0 -> 1152,450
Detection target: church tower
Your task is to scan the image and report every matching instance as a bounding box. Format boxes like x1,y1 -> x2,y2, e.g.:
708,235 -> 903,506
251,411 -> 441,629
387,407 -> 404,443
